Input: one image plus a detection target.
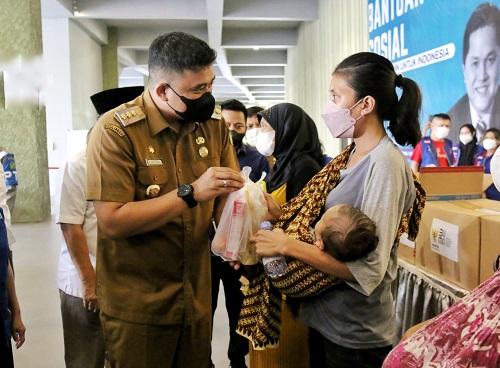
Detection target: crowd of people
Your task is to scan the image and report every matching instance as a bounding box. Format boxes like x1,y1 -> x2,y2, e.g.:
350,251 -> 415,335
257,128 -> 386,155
1,10 -> 500,368
409,112 -> 500,199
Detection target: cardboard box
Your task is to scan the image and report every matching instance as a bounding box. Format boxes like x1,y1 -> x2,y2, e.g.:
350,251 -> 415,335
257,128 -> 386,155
397,233 -> 416,264
419,166 -> 484,201
480,216 -> 500,283
415,199 -> 500,290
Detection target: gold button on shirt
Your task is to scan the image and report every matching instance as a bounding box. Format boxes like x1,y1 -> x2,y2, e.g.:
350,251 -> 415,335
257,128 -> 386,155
86,91 -> 239,325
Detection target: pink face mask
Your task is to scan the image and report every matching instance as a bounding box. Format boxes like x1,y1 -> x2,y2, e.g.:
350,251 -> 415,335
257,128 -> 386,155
322,99 -> 363,138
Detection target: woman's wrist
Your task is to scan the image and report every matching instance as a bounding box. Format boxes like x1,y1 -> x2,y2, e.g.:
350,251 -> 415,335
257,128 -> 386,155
281,237 -> 297,256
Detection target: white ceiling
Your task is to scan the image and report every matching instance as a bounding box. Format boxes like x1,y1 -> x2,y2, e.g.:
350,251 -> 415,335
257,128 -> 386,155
41,0 -> 319,105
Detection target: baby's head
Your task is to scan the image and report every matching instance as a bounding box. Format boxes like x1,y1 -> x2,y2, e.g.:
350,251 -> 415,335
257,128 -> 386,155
314,204 -> 379,262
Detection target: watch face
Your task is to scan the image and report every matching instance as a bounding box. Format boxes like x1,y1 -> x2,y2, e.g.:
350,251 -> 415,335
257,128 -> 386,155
179,184 -> 192,197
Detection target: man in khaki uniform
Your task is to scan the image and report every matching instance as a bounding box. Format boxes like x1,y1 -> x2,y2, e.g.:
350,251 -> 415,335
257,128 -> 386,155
86,32 -> 243,368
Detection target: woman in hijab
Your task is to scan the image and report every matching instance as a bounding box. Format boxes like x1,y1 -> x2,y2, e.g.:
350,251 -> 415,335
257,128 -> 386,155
249,103 -> 324,367
255,103 -> 324,206
455,124 -> 485,166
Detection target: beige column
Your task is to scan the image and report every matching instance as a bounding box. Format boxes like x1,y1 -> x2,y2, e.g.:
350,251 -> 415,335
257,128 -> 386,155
0,0 -> 50,222
102,27 -> 119,90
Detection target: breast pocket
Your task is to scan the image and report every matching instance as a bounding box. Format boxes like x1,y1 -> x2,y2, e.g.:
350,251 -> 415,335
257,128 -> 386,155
192,157 -> 220,178
136,166 -> 169,200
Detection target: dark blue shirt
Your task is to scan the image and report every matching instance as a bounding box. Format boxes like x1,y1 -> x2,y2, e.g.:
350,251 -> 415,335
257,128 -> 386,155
236,144 -> 270,182
484,155 -> 500,201
0,208 -> 10,348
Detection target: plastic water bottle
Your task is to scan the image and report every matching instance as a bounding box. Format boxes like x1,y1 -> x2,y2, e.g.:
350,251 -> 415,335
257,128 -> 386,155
260,221 -> 287,278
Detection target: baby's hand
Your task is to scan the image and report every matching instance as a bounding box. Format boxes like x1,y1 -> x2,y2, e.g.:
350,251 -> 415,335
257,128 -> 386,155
311,228 -> 324,250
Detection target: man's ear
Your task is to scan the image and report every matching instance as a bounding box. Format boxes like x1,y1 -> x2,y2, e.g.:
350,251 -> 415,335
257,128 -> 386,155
154,83 -> 168,100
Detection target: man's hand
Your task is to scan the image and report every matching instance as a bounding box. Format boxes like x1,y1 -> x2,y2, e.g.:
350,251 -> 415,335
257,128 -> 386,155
11,312 -> 26,349
81,271 -> 99,313
192,167 -> 244,202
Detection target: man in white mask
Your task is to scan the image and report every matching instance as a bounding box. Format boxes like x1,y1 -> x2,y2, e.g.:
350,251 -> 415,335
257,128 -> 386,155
411,113 -> 454,173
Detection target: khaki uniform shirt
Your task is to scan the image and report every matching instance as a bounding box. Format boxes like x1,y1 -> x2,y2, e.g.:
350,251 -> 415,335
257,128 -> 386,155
86,91 -> 239,325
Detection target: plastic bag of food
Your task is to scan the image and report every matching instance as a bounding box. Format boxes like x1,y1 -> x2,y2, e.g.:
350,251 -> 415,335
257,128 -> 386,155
211,167 -> 267,265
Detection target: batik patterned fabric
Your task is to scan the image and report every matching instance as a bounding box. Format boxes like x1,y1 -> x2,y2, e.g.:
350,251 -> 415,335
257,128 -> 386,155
383,270 -> 500,367
237,143 -> 426,349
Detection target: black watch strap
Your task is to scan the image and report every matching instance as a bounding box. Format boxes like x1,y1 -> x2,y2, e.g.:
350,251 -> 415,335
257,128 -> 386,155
177,184 -> 198,208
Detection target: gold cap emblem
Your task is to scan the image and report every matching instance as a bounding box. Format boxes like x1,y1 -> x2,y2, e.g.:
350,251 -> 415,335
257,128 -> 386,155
199,146 -> 209,158
145,184 -> 161,198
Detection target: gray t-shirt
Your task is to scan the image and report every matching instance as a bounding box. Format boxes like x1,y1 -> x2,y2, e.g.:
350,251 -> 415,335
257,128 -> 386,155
300,136 -> 416,349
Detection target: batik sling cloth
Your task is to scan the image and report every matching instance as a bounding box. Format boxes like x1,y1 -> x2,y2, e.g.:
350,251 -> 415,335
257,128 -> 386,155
236,143 -> 426,349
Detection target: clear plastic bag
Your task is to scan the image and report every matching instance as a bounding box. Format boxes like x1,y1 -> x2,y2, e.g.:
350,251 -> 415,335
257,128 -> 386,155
211,167 -> 267,265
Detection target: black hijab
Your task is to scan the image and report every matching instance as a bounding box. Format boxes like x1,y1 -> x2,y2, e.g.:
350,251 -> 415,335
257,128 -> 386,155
258,103 -> 323,193
458,124 -> 477,166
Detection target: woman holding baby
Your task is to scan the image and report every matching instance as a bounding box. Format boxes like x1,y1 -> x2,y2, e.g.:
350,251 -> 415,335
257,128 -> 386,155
251,52 -> 424,368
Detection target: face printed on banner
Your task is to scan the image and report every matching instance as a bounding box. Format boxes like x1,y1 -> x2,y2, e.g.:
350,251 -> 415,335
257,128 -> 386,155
463,25 -> 500,115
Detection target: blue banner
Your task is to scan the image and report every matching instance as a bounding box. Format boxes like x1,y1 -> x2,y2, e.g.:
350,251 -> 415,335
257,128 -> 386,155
368,0 -> 500,142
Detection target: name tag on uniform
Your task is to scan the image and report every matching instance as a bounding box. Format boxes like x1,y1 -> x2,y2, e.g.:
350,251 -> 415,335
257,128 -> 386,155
145,159 -> 163,166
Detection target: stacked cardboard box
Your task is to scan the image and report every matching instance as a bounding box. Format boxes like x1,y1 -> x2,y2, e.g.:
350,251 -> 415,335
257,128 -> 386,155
415,199 -> 500,290
398,167 -> 485,264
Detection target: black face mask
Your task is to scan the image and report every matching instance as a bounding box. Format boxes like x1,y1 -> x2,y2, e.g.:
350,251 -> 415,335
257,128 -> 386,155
230,130 -> 245,147
166,85 -> 216,122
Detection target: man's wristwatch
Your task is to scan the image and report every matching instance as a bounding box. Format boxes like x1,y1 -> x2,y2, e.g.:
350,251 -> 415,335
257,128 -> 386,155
177,184 -> 198,208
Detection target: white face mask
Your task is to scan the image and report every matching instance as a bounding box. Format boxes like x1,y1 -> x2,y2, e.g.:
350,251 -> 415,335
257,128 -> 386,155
244,128 -> 260,147
459,134 -> 474,145
434,126 -> 450,140
255,130 -> 275,156
483,138 -> 498,151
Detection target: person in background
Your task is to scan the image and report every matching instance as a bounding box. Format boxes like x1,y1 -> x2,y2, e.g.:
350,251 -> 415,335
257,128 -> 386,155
247,102 -> 325,367
244,106 -> 264,147
0,206 -> 25,368
257,103 -> 324,205
0,149 -> 18,214
483,128 -> 500,200
209,99 -> 269,368
221,99 -> 269,182
455,123 -> 485,166
411,113 -> 453,172
246,106 -> 264,130
57,86 -> 143,368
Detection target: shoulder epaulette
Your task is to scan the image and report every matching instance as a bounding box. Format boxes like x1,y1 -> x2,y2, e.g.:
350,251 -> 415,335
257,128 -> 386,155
114,106 -> 145,127
211,105 -> 222,120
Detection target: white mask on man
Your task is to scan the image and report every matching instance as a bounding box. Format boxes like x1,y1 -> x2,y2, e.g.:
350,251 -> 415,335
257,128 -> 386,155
245,128 -> 260,147
434,126 -> 450,140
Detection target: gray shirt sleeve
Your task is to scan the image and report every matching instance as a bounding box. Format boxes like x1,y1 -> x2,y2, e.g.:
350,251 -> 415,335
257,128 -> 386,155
346,153 -> 413,296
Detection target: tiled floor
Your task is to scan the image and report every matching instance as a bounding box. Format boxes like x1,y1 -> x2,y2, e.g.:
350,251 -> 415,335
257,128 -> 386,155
11,217 -> 234,367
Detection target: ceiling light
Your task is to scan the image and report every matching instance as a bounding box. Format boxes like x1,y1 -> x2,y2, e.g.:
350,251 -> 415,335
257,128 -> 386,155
253,47 -> 260,51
